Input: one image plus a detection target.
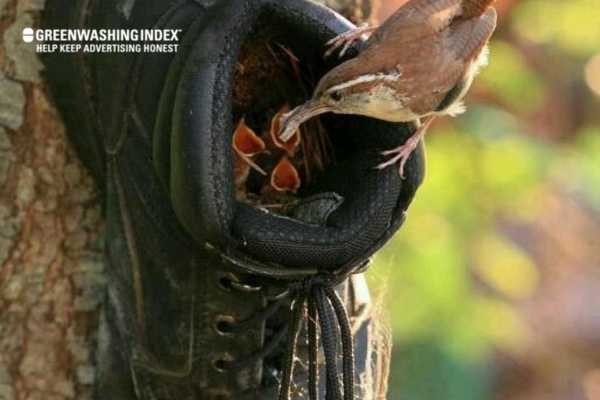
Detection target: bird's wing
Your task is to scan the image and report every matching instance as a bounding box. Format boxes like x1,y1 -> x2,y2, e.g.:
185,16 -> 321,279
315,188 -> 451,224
418,7 -> 497,112
359,6 -> 497,114
363,0 -> 463,52
324,1 -> 497,115
446,6 -> 497,62
424,7 -> 497,95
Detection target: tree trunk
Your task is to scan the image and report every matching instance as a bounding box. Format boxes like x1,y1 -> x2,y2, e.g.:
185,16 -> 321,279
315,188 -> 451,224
0,1 -> 376,399
1,2 -> 104,400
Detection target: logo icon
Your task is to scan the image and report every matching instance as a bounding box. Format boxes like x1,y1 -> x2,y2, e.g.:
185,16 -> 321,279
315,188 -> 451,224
22,28 -> 34,43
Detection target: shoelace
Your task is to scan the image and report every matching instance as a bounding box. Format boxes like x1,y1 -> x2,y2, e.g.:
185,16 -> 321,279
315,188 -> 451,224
216,292 -> 289,371
278,277 -> 355,400
217,274 -> 356,400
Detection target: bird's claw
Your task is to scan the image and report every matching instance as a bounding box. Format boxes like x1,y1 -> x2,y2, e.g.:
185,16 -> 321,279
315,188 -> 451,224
375,150 -> 409,179
324,23 -> 374,58
375,139 -> 421,179
375,118 -> 430,178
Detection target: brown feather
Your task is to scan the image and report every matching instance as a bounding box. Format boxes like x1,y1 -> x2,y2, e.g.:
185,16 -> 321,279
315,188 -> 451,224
278,0 -> 499,176
460,0 -> 497,19
315,0 -> 496,116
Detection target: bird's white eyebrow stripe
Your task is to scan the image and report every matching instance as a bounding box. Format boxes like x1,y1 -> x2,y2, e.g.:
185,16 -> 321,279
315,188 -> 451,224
326,68 -> 402,93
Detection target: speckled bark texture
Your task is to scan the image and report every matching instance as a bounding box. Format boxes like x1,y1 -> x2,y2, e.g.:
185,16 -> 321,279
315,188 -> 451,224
0,1 -> 104,400
0,0 -> 372,399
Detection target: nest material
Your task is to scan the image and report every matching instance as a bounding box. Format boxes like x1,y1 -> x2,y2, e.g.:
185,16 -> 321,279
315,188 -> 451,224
232,39 -> 334,213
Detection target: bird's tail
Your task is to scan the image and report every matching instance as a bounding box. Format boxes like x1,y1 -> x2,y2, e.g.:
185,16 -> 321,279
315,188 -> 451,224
460,0 -> 497,19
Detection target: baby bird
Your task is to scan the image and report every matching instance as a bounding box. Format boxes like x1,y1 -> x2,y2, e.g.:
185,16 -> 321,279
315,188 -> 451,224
278,0 -> 498,177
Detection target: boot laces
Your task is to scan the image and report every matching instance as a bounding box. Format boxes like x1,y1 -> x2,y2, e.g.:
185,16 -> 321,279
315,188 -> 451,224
218,274 -> 356,400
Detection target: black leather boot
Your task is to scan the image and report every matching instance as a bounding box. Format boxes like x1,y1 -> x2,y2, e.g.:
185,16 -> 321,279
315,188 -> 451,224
43,0 -> 425,399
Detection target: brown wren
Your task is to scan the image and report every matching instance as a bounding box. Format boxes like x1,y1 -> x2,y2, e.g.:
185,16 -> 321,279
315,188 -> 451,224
278,0 -> 498,177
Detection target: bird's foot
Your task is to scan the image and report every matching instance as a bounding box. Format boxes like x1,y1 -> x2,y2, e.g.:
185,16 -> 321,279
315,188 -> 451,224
376,132 -> 424,179
376,143 -> 417,179
324,23 -> 376,58
376,117 -> 435,178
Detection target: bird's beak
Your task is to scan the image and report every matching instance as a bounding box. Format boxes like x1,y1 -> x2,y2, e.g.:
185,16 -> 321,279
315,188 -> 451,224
278,98 -> 331,142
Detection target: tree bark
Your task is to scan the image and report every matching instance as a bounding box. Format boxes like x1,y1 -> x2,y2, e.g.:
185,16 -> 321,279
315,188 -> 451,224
0,2 -> 104,400
0,1 -> 374,399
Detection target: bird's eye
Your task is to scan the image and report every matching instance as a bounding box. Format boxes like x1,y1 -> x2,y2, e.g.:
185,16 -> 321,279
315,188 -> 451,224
330,91 -> 342,102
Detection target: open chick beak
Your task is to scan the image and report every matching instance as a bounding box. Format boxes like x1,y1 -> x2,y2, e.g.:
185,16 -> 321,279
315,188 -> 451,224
278,98 -> 331,142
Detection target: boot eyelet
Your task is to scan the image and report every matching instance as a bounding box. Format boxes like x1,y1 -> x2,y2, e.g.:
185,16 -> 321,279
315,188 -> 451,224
212,353 -> 235,372
230,280 -> 262,292
218,273 -> 263,292
214,315 -> 236,335
218,276 -> 234,291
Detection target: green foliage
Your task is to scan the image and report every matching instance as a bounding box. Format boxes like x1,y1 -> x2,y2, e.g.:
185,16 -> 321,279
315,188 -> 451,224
565,126 -> 600,211
511,0 -> 600,57
370,1 -> 600,398
370,110 -> 544,361
388,343 -> 492,400
370,116 -> 600,399
479,41 -> 546,114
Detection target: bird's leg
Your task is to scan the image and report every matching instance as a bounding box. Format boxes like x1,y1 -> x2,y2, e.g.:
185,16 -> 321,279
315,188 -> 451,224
376,116 -> 436,178
324,23 -> 377,58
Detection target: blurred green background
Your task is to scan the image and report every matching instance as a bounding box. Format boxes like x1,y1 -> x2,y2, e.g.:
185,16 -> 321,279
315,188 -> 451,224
369,1 -> 600,399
